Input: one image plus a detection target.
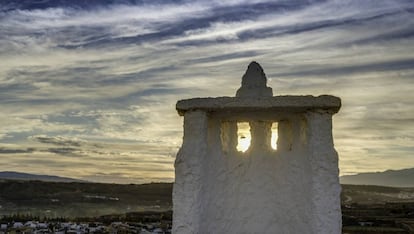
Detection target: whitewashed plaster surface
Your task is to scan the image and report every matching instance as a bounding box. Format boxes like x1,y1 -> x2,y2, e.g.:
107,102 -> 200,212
173,62 -> 341,234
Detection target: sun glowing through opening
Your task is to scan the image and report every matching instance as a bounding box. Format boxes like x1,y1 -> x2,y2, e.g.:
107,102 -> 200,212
237,122 -> 251,152
271,122 -> 278,150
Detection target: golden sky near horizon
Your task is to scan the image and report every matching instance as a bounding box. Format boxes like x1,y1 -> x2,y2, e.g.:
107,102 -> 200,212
0,0 -> 413,183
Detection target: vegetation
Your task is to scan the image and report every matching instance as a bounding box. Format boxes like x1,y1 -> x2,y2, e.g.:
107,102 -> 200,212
1,180 -> 414,233
0,180 -> 172,217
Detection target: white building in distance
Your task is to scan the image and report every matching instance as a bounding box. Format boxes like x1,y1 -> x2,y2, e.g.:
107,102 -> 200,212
173,62 -> 342,234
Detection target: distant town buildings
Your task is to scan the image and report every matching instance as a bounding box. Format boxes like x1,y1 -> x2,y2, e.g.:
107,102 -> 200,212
0,220 -> 171,234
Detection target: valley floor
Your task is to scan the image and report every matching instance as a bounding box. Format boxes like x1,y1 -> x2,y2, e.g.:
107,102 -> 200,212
1,181 -> 414,233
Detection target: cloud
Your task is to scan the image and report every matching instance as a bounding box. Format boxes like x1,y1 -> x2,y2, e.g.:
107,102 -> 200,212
0,0 -> 413,182
31,135 -> 85,147
0,148 -> 34,154
45,147 -> 82,157
271,58 -> 414,77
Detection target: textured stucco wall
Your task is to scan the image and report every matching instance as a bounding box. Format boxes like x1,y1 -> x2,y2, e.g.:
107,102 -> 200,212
173,62 -> 341,234
173,110 -> 207,233
173,110 -> 341,234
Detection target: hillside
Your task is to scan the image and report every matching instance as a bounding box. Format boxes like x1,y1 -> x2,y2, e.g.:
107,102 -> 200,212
341,184 -> 414,204
1,180 -> 414,218
0,171 -> 85,183
340,168 -> 414,187
0,180 -> 172,217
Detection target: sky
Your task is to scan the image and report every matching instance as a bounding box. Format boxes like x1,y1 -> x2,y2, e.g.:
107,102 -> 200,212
0,0 -> 413,184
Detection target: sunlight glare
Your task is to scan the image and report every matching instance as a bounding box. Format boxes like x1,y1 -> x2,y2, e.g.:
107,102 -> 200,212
271,122 -> 278,150
237,122 -> 251,152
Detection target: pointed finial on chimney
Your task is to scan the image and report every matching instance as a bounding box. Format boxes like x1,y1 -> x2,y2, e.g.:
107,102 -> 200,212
236,61 -> 273,97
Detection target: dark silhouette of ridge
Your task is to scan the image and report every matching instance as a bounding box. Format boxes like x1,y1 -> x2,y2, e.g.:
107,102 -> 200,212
0,171 -> 86,183
340,168 -> 414,187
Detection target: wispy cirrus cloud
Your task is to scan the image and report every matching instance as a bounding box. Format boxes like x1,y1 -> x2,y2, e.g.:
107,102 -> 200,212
0,0 -> 413,182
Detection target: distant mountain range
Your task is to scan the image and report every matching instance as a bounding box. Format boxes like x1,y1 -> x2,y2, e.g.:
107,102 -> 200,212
340,168 -> 414,187
2,168 -> 414,187
0,171 -> 85,183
